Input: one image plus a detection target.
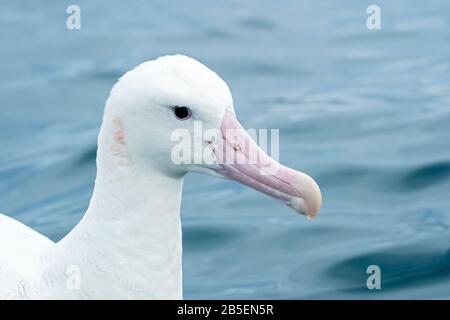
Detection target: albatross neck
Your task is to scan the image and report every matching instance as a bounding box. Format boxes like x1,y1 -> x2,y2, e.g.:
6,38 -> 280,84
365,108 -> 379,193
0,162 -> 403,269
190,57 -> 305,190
59,129 -> 185,299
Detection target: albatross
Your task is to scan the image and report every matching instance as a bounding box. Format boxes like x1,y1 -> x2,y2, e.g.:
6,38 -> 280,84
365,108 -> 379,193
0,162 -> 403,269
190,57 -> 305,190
0,55 -> 322,299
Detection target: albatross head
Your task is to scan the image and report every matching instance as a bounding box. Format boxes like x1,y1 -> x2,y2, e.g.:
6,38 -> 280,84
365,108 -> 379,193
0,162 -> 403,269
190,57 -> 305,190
104,55 -> 322,218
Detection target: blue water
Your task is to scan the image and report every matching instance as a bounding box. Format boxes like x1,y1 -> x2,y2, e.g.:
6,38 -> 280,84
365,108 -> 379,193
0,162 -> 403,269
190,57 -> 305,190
1,0 -> 450,299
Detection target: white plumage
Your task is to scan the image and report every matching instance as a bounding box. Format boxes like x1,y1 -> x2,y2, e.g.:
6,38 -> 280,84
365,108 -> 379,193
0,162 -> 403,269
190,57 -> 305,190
0,55 -> 321,299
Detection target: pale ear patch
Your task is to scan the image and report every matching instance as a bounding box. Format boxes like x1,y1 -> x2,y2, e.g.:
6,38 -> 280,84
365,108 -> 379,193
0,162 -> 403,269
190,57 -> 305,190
109,116 -> 129,164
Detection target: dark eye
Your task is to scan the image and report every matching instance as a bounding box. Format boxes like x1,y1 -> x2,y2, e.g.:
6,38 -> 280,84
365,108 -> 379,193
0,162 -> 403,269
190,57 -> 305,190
172,106 -> 192,120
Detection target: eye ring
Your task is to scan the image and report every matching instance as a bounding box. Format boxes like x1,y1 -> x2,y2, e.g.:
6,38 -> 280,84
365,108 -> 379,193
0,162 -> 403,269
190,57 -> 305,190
172,106 -> 192,120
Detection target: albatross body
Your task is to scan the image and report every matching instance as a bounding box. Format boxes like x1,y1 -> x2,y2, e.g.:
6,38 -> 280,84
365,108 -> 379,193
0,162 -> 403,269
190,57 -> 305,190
0,55 -> 322,299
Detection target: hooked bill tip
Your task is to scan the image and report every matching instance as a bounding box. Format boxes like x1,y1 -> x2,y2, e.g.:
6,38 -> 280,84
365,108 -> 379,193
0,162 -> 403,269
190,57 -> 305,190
289,173 -> 322,219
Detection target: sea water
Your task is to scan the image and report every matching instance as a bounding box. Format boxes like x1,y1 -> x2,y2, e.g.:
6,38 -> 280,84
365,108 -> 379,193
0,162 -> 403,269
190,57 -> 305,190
0,0 -> 449,299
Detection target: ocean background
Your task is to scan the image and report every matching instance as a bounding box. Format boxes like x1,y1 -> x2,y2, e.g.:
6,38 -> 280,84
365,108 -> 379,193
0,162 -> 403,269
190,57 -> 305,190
1,0 -> 449,299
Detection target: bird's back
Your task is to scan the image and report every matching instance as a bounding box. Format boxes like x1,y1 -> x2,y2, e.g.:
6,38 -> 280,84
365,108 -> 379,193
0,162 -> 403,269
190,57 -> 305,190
0,213 -> 54,299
